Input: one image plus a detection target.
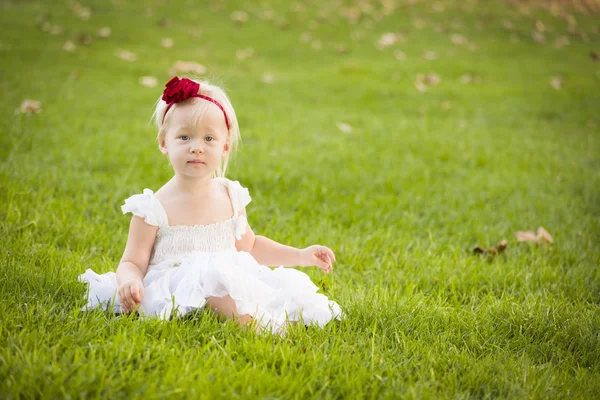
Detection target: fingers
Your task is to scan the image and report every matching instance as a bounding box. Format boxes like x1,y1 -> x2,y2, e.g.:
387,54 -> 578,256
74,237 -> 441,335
130,285 -> 142,304
322,246 -> 337,263
315,254 -> 333,274
118,283 -> 142,313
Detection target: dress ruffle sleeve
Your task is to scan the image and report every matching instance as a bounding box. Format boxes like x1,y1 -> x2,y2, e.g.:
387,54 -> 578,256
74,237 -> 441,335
224,179 -> 252,240
227,179 -> 252,211
121,189 -> 168,227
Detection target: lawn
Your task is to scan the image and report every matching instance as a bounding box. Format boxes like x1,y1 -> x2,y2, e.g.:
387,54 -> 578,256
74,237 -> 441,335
1,0 -> 599,398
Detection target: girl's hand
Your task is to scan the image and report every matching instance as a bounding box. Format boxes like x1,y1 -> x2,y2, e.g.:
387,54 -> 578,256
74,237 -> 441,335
118,279 -> 145,313
298,245 -> 336,274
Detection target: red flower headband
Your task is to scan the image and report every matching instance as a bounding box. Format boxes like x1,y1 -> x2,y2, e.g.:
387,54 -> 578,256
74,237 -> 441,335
161,76 -> 231,130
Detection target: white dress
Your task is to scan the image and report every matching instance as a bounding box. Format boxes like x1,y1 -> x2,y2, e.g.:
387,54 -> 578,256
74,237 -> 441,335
78,177 -> 343,334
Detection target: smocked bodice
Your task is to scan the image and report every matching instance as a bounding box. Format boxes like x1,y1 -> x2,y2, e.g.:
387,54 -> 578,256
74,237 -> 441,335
150,217 -> 240,265
121,178 -> 252,267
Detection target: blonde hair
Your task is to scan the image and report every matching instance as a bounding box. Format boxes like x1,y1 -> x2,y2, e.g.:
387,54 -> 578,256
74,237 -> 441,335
152,77 -> 241,178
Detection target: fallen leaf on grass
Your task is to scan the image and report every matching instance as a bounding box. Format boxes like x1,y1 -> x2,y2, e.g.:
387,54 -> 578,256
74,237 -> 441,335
450,33 -> 467,45
161,38 -> 174,48
230,10 -> 248,23
473,240 -> 508,258
377,32 -> 402,49
16,100 -> 42,115
336,122 -> 352,133
139,76 -> 158,88
460,73 -> 474,84
63,41 -> 76,53
591,52 -> 598,62
535,20 -> 546,32
532,31 -> 545,44
70,2 -> 91,21
261,73 -> 274,84
554,36 -> 569,49
422,50 -> 438,60
236,47 -> 255,60
415,73 -> 441,92
116,49 -> 137,62
503,19 -> 515,30
300,32 -> 312,43
515,227 -> 553,244
76,33 -> 92,45
335,44 -> 348,54
394,50 -> 407,60
172,61 -> 206,75
550,76 -> 563,90
97,27 -> 111,38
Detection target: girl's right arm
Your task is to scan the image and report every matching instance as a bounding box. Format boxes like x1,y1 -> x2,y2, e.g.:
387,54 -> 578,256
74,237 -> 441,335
116,216 -> 158,312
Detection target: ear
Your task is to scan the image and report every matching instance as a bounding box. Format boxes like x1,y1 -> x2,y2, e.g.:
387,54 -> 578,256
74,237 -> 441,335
222,138 -> 231,156
159,139 -> 168,155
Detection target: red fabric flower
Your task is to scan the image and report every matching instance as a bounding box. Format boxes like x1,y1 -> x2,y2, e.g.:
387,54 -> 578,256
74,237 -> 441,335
161,77 -> 200,105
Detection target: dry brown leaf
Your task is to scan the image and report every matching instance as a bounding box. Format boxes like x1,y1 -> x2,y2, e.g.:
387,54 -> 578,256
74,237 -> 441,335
439,101 -> 451,110
335,44 -> 348,54
300,32 -> 312,43
591,52 -> 599,62
423,50 -> 438,60
460,73 -> 473,84
261,73 -> 274,84
535,20 -> 546,32
70,2 -> 91,20
139,76 -> 158,88
17,99 -> 42,115
260,9 -> 276,21
63,41 -> 76,53
450,34 -> 467,45
554,36 -> 569,49
550,76 -> 563,90
340,7 -> 361,24
432,1 -> 445,12
336,122 -> 352,133
116,49 -> 137,62
49,24 -> 64,35
412,18 -> 426,29
231,10 -> 248,23
76,33 -> 92,45
515,227 -> 553,244
172,61 -> 206,75
236,47 -> 255,60
473,240 -> 508,258
503,19 -> 514,30
532,31 -> 545,44
157,17 -> 168,27
415,73 -> 441,92
376,32 -> 400,49
537,227 -> 553,243
161,38 -> 174,48
394,50 -> 407,61
97,27 -> 111,38
515,230 -> 538,242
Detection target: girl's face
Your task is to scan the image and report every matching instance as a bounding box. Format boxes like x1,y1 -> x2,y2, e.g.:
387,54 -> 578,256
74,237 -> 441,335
160,100 -> 230,179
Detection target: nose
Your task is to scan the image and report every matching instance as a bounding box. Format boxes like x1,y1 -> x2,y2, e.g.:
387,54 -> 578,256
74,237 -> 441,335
190,140 -> 204,154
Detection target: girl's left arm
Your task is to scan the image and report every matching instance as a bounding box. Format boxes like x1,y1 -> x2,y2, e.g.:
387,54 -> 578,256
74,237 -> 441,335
235,209 -> 335,274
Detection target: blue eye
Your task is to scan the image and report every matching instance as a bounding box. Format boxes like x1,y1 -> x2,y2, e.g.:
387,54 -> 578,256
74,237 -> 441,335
180,135 -> 190,141
205,136 -> 214,142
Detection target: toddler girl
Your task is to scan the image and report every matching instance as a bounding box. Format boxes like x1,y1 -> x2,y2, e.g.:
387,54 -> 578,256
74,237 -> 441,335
79,76 -> 342,334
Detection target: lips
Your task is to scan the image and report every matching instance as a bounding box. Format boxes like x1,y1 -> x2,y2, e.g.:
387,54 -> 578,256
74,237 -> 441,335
187,160 -> 205,164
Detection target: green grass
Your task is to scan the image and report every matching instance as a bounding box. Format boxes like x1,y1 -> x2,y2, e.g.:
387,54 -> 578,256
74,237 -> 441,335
1,0 -> 600,398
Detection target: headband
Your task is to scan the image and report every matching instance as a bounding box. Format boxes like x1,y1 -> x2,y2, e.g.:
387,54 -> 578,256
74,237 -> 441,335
161,76 -> 231,130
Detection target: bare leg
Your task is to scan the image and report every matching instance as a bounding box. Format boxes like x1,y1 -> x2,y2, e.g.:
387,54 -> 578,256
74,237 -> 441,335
206,295 -> 261,333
